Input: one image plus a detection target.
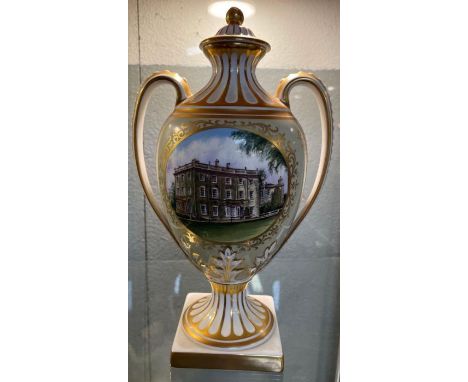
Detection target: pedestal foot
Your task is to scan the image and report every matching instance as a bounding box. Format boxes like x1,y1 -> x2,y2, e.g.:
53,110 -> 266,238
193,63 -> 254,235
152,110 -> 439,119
171,292 -> 283,372
182,282 -> 274,348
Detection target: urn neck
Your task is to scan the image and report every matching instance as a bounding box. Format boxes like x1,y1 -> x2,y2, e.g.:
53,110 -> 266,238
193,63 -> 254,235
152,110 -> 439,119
174,6 -> 290,116
181,47 -> 285,109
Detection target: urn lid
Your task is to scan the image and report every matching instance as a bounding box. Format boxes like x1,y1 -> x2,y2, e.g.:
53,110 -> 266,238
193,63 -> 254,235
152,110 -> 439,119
200,7 -> 271,52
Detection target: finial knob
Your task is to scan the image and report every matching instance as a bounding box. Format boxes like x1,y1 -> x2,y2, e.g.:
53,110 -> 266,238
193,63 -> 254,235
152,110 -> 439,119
226,7 -> 244,25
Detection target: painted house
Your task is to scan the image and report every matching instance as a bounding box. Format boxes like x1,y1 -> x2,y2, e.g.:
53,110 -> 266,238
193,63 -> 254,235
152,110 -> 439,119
173,159 -> 262,222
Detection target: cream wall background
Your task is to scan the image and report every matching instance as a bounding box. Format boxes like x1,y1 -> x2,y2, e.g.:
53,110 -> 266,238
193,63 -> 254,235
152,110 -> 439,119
128,0 -> 339,69
129,1 -> 339,381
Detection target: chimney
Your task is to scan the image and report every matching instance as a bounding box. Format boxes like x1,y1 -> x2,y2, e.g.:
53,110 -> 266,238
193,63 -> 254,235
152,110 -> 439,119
226,162 -> 230,168
215,159 -> 219,166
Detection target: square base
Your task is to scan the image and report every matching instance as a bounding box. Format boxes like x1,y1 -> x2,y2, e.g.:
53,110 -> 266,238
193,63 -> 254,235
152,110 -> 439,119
171,293 -> 283,372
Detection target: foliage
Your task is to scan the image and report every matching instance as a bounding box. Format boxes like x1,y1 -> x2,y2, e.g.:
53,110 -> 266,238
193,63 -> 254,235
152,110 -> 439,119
231,130 -> 286,174
170,182 -> 176,208
271,187 -> 283,209
258,168 -> 267,184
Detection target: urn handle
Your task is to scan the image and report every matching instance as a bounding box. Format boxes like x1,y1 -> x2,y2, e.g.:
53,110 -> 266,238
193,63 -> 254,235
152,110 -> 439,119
132,70 -> 192,233
275,71 -> 333,235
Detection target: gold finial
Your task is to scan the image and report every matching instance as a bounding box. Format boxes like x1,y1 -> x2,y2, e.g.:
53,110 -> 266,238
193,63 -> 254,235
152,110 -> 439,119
226,7 -> 244,25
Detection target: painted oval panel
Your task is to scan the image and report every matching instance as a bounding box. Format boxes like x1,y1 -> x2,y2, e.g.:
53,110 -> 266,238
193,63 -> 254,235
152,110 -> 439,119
166,128 -> 288,243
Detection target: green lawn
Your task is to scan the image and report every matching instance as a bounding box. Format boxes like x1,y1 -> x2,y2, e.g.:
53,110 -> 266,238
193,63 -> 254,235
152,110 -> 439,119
181,216 -> 277,243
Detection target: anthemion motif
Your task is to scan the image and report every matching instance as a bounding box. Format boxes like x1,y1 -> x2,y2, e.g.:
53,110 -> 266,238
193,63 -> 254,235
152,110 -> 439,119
133,6 -> 333,372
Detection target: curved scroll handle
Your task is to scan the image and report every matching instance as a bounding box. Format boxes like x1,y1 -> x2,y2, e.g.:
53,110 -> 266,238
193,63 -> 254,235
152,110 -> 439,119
275,71 -> 333,235
132,70 -> 192,236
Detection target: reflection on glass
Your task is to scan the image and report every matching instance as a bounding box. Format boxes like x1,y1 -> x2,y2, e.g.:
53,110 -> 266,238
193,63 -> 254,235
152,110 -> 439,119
272,280 -> 281,310
128,280 -> 133,312
174,273 -> 181,295
251,274 -> 264,294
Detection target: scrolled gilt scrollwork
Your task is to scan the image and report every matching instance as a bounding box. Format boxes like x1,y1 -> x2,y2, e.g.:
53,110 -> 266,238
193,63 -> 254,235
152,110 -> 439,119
164,128 -> 186,156
249,241 -> 277,275
191,252 -> 207,272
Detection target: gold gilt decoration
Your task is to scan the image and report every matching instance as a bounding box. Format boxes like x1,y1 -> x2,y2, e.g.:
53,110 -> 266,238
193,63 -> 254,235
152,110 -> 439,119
252,241 -> 277,274
208,247 -> 247,283
164,127 -> 186,157
182,281 -> 274,348
191,252 -> 207,272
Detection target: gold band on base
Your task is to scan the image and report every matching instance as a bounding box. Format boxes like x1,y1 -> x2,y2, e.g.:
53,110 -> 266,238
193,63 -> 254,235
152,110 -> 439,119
172,293 -> 284,372
170,352 -> 283,373
182,282 -> 275,348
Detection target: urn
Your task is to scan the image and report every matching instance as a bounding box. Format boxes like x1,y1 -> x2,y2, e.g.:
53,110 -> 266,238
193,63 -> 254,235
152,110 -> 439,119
133,7 -> 333,371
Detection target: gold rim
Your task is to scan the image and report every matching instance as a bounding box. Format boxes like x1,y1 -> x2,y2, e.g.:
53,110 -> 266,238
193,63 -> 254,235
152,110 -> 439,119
200,36 -> 271,53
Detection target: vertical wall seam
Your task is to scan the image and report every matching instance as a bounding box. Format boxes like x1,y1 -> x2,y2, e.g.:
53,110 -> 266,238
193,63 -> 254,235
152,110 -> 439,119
136,0 -> 152,381
136,0 -> 142,85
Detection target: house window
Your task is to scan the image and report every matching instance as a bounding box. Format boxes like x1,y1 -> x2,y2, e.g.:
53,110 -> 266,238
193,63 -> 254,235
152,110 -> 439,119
232,207 -> 238,218
225,206 -> 231,217
248,179 -> 253,185
181,174 -> 185,182
225,177 -> 232,185
239,190 -> 244,199
199,173 -> 205,181
225,189 -> 232,199
200,186 -> 206,197
187,187 -> 191,195
212,206 -> 218,217
181,187 -> 185,196
249,190 -> 254,199
211,175 -> 217,183
187,173 -> 191,180
249,207 -> 254,215
200,204 -> 207,215
211,188 -> 218,199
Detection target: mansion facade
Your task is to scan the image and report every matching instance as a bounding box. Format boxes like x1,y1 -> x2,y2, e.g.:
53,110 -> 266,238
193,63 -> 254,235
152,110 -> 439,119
172,159 -> 284,222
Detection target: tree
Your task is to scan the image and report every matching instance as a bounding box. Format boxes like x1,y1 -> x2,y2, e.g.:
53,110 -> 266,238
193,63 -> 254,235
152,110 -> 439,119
271,187 -> 283,209
258,168 -> 267,185
169,182 -> 176,209
230,131 -> 286,174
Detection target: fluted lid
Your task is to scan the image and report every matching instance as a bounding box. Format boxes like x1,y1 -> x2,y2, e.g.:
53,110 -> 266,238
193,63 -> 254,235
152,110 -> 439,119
215,7 -> 255,37
175,6 -> 289,114
200,7 -> 270,52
